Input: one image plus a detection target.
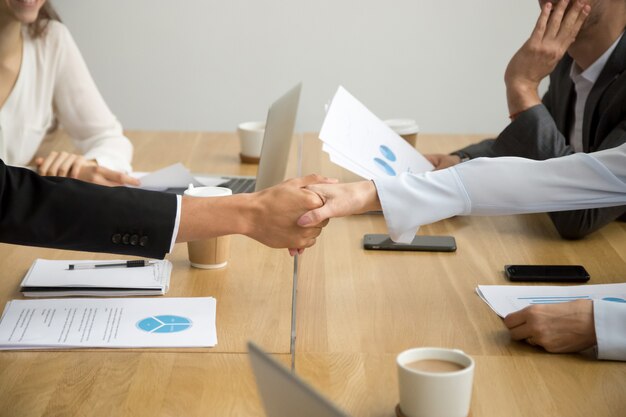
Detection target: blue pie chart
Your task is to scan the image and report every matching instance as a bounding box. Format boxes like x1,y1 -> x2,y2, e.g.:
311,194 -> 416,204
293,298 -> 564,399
602,297 -> 626,303
137,315 -> 192,333
374,158 -> 396,176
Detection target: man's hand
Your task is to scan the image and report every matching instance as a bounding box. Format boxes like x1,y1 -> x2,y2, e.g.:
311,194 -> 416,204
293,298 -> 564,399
245,174 -> 337,250
503,299 -> 596,353
36,152 -> 139,186
425,154 -> 461,170
504,0 -> 590,116
297,180 -> 381,227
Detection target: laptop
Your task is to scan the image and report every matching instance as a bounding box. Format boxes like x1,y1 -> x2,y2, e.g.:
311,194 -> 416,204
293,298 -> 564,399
212,83 -> 302,194
248,342 -> 350,417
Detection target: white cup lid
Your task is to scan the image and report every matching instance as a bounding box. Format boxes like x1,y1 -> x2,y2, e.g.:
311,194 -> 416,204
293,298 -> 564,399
384,119 -> 419,135
184,186 -> 232,197
237,121 -> 266,132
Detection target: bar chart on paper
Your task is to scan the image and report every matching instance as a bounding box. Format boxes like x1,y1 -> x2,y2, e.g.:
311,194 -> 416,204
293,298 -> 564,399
475,283 -> 626,317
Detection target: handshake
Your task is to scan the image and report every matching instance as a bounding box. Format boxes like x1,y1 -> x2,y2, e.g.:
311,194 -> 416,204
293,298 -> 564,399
177,174 -> 382,254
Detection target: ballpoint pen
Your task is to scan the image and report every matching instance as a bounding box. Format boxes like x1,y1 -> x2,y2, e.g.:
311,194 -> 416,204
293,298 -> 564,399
67,260 -> 156,270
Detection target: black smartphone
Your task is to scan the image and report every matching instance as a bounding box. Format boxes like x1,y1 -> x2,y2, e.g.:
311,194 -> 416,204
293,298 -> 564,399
363,234 -> 456,252
504,264 -> 590,283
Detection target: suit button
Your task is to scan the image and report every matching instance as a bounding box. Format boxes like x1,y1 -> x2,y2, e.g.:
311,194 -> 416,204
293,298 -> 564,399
130,234 -> 139,246
139,236 -> 149,247
112,234 -> 122,244
122,234 -> 130,244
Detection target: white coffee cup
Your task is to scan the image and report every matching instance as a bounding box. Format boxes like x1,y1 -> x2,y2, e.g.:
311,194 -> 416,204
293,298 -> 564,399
237,121 -> 265,163
396,347 -> 474,417
183,185 -> 233,269
385,119 -> 419,147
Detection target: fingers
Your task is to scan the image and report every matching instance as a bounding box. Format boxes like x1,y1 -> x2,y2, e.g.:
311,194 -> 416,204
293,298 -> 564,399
298,206 -> 333,227
531,1 -> 552,41
558,1 -> 590,42
545,0 -> 569,39
37,151 -> 78,177
503,308 -> 529,329
88,166 -> 141,186
291,174 -> 338,188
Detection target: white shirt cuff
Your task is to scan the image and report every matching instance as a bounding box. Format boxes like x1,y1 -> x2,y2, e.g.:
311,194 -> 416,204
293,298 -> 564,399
593,300 -> 626,361
169,195 -> 182,253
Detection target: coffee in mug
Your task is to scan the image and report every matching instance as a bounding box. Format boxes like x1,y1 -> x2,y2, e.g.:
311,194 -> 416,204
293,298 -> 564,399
396,347 -> 474,417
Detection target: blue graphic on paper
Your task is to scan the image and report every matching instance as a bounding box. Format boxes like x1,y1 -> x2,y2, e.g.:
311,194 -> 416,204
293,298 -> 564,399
137,315 -> 192,333
379,145 -> 396,162
374,158 -> 396,176
373,145 -> 397,176
602,297 -> 626,303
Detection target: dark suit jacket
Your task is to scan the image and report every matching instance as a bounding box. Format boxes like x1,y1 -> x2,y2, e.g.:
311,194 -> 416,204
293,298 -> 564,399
454,33 -> 626,239
0,160 -> 177,258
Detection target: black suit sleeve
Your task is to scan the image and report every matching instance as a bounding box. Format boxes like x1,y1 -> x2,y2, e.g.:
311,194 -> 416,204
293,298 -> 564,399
0,160 -> 177,258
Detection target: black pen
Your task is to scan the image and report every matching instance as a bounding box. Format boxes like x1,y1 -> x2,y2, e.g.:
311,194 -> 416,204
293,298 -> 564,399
67,260 -> 155,270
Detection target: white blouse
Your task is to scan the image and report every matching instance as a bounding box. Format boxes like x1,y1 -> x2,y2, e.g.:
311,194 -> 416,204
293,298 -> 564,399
374,144 -> 626,361
0,21 -> 132,173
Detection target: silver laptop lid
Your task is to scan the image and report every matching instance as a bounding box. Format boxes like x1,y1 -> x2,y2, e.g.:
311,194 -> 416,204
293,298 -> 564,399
254,83 -> 302,191
248,342 -> 350,417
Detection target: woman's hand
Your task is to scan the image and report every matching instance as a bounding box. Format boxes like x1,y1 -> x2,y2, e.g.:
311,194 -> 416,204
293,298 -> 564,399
35,151 -> 139,186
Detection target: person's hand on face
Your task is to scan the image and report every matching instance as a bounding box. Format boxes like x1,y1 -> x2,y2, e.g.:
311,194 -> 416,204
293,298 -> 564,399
244,174 -> 337,255
503,299 -> 596,353
35,151 -> 140,186
425,154 -> 462,170
504,0 -> 591,115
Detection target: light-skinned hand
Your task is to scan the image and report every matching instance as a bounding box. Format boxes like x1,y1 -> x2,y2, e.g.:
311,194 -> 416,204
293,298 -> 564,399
503,299 -> 596,353
504,0 -> 591,116
297,180 -> 381,227
425,154 -> 462,170
36,151 -> 140,186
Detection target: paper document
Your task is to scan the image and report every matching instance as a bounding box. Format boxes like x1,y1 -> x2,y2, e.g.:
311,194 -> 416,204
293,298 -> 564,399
20,259 -> 172,297
0,297 -> 217,349
133,163 -> 226,191
476,283 -> 626,317
319,86 -> 433,179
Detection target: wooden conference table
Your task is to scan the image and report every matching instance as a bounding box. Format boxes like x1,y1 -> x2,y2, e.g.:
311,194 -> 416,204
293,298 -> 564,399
0,131 -> 624,417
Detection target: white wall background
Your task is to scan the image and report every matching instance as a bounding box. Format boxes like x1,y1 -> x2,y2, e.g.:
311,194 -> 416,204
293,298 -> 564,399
53,0 -> 540,134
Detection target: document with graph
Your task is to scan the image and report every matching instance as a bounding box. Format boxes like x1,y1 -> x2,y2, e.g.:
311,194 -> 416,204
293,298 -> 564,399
476,283 -> 626,317
0,297 -> 217,350
319,86 -> 433,180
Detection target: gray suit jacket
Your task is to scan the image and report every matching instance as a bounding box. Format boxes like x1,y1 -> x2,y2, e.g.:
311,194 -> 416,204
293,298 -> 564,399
454,34 -> 626,239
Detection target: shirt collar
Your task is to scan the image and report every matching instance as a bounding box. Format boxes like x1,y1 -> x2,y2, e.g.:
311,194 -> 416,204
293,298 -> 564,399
570,31 -> 624,83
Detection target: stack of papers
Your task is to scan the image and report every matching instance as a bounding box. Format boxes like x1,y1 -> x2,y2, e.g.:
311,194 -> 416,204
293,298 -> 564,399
0,297 -> 217,349
133,162 -> 225,191
476,283 -> 626,317
319,86 -> 433,179
20,259 -> 172,297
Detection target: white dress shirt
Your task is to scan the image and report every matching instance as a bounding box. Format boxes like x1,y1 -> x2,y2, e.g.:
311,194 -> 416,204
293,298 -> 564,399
374,144 -> 626,360
0,21 -> 132,173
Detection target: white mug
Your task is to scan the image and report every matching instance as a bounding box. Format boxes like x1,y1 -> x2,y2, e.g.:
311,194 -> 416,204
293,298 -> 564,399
396,347 -> 474,417
237,121 -> 265,162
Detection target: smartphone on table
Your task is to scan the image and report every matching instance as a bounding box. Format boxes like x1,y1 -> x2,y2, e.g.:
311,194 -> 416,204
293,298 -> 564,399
504,265 -> 590,283
363,234 -> 456,252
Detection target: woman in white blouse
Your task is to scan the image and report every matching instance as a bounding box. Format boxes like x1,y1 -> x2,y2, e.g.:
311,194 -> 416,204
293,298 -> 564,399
0,0 -> 138,186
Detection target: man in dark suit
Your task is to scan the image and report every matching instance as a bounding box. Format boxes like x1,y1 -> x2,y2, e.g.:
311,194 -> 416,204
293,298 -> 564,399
0,160 -> 330,258
426,0 -> 626,239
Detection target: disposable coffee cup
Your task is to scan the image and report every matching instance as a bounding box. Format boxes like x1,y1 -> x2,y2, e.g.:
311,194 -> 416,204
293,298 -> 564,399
396,347 -> 474,417
385,119 -> 419,147
237,121 -> 265,164
184,185 -> 232,269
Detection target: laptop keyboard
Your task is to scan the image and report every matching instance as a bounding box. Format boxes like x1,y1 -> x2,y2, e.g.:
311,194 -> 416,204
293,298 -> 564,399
218,177 -> 256,194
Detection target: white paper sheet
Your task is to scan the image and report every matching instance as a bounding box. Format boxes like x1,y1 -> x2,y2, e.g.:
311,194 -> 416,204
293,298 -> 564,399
133,163 -> 203,190
0,297 -> 217,349
20,259 -> 171,297
476,283 -> 626,317
319,86 -> 433,179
